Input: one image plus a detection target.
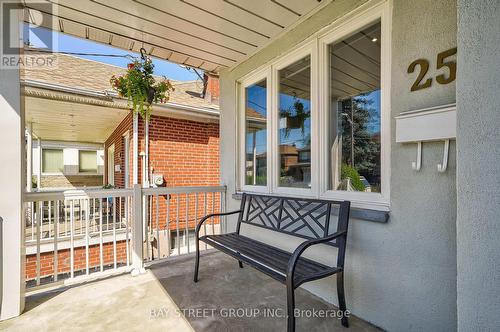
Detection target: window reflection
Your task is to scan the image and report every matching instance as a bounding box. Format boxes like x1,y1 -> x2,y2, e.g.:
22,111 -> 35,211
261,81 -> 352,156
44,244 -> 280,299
328,22 -> 381,193
245,79 -> 267,186
278,55 -> 311,188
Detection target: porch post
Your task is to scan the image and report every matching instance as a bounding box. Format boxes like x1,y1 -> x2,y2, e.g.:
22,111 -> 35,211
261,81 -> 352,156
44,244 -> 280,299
132,113 -> 138,185
37,138 -> 41,190
26,122 -> 32,192
0,3 -> 25,318
456,1 -> 500,331
130,184 -> 145,276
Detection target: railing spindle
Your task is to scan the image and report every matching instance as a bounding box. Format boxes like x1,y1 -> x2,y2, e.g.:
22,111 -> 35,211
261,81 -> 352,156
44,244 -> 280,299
155,194 -> 160,260
166,193 -> 170,257
85,199 -> 90,275
70,200 -> 75,279
36,201 -> 41,286
185,193 -> 189,253
54,200 -> 59,282
176,195 -> 180,256
99,198 -> 104,272
113,197 -> 117,270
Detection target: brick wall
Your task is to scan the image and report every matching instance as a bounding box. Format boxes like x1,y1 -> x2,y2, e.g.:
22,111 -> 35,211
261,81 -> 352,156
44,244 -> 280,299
26,241 -> 128,280
40,175 -> 103,188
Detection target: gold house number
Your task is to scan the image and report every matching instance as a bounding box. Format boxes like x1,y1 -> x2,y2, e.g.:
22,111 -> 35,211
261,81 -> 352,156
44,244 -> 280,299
407,47 -> 457,92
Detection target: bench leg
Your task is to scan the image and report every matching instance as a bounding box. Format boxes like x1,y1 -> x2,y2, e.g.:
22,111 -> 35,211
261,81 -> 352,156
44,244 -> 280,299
238,260 -> 244,268
337,272 -> 349,328
194,239 -> 200,283
286,282 -> 295,332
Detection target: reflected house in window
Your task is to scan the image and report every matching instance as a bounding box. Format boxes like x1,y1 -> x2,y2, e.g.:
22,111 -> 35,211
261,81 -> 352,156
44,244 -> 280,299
245,106 -> 267,186
282,145 -> 311,188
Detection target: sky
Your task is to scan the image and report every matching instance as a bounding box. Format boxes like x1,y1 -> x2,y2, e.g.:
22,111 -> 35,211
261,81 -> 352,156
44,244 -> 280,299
24,24 -> 200,81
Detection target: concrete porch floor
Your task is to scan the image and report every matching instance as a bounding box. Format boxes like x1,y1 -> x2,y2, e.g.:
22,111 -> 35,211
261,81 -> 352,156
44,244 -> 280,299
0,251 -> 381,332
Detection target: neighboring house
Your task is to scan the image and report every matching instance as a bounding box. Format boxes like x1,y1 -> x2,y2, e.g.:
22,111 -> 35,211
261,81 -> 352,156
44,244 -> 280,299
31,141 -> 104,190
22,53 -> 220,192
21,53 -> 221,272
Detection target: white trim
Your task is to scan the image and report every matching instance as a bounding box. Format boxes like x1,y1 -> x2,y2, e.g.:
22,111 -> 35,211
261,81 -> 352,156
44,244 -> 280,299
317,1 -> 391,210
235,0 -> 392,211
272,40 -> 317,197
238,67 -> 271,193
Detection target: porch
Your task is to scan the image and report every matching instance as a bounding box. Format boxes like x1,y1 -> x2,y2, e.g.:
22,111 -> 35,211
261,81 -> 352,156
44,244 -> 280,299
0,251 -> 379,332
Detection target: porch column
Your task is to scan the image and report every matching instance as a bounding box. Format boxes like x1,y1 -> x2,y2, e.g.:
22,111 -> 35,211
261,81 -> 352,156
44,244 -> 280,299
456,1 -> 500,331
26,123 -> 32,192
0,3 -> 25,318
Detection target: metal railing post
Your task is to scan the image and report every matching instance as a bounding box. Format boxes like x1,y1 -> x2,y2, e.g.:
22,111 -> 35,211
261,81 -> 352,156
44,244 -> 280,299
131,184 -> 145,276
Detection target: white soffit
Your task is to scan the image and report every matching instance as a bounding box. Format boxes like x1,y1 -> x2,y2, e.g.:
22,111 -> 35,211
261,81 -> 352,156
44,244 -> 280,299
25,0 -> 328,73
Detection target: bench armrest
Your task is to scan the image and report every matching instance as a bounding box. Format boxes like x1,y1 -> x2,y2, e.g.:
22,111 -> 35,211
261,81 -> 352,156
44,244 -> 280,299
195,210 -> 242,237
286,231 -> 347,285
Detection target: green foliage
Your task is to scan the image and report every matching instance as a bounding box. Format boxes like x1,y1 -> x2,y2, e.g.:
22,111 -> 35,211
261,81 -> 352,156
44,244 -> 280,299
340,94 -> 381,186
341,164 -> 365,191
246,175 -> 267,186
110,57 -> 174,119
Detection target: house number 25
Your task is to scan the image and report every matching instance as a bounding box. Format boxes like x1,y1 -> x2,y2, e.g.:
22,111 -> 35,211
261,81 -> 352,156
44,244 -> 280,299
407,47 -> 457,92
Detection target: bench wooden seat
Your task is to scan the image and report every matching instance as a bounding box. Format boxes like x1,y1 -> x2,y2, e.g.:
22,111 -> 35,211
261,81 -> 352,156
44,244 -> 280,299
194,193 -> 351,332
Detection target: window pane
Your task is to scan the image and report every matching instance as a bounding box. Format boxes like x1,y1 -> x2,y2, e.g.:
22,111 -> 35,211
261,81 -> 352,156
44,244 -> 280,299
245,79 -> 267,186
328,21 -> 381,193
42,149 -> 63,173
278,55 -> 311,188
79,150 -> 97,173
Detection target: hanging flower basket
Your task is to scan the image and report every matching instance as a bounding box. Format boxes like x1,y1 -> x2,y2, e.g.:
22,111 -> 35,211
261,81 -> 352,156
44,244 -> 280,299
110,50 -> 174,119
280,99 -> 309,137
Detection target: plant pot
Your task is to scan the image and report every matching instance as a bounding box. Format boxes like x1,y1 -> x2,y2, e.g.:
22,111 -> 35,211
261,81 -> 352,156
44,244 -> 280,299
147,87 -> 155,105
285,116 -> 303,129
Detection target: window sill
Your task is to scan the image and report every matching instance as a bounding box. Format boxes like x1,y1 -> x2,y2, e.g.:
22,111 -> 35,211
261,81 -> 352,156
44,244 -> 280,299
232,192 -> 389,223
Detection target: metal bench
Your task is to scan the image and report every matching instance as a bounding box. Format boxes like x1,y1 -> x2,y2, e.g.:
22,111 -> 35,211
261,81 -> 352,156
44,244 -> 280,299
193,193 -> 351,332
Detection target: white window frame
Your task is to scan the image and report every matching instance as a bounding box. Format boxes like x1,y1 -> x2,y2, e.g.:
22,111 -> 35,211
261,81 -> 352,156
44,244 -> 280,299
271,40 -> 318,197
237,1 -> 391,211
317,3 -> 391,210
239,67 -> 272,193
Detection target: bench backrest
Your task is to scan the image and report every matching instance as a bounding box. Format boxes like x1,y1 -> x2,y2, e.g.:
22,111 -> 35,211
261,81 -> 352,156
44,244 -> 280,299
236,193 -> 350,248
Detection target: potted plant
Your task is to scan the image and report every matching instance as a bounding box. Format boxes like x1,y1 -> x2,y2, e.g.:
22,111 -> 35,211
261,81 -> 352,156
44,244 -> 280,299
110,49 -> 174,119
280,98 -> 309,137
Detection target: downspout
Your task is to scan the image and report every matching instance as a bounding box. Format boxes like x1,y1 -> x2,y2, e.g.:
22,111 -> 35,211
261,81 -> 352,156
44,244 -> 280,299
37,138 -> 41,191
132,113 -> 138,185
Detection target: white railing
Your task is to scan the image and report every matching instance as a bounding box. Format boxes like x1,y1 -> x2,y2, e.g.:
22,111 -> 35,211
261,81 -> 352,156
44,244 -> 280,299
23,185 -> 226,290
142,186 -> 226,263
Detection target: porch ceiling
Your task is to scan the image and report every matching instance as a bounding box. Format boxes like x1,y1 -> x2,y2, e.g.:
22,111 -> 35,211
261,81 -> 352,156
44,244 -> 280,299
24,0 -> 329,73
25,94 -> 129,143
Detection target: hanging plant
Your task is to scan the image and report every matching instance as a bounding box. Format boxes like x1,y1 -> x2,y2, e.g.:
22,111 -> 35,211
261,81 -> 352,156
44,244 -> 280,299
110,49 -> 174,119
280,98 -> 309,137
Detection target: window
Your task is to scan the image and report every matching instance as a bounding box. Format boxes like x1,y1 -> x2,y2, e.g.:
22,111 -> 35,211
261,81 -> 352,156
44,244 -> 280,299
42,149 -> 63,173
170,229 -> 196,254
79,150 -> 97,173
278,55 -> 311,189
327,21 -> 382,193
244,79 -> 267,186
238,3 -> 389,209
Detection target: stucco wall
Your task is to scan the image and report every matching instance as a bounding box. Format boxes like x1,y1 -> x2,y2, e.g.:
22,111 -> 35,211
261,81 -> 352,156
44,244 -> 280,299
219,0 -> 458,330
456,1 -> 500,331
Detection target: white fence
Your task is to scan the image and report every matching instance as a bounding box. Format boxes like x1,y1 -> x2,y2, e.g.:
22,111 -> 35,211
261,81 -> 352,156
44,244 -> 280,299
23,185 -> 226,290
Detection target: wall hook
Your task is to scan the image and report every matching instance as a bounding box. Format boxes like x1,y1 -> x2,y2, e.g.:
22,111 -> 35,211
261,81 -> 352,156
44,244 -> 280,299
412,141 -> 422,171
437,140 -> 450,172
